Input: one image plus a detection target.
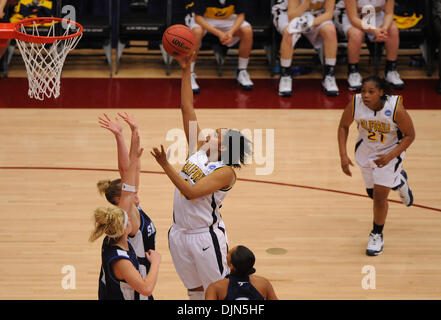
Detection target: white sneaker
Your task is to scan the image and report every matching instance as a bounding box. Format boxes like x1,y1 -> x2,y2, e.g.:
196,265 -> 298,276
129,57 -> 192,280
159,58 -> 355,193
385,70 -> 404,90
322,75 -> 339,96
236,69 -> 254,90
190,72 -> 200,94
396,170 -> 414,207
348,72 -> 362,91
366,233 -> 384,256
278,75 -> 292,97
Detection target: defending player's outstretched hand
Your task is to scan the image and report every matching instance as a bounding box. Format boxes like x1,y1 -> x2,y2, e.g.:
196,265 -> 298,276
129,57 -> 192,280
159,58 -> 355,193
150,145 -> 169,167
287,12 -> 314,34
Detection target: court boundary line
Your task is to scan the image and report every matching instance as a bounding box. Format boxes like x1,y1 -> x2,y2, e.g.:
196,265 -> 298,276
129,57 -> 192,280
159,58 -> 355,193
0,166 -> 439,213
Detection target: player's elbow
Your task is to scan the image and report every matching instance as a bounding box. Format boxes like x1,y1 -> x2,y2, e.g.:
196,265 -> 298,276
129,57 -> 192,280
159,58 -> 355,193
407,131 -> 416,143
139,287 -> 153,297
184,191 -> 198,201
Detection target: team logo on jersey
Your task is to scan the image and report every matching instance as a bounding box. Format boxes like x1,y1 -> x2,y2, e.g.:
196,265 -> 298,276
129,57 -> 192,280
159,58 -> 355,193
208,164 -> 217,170
385,110 -> 392,117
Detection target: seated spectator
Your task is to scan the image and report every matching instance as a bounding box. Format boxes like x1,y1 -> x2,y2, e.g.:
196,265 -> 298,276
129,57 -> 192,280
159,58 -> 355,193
337,0 -> 404,91
433,0 -> 441,94
0,0 -> 9,62
9,0 -> 53,24
0,0 -> 6,19
205,245 -> 278,300
184,0 -> 254,93
272,0 -> 339,97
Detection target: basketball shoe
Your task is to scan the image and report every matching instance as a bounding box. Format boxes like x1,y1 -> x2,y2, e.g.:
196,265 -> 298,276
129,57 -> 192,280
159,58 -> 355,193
385,70 -> 404,90
348,72 -> 362,91
366,232 -> 384,256
236,69 -> 254,90
396,170 -> 414,207
322,74 -> 339,96
279,75 -> 292,97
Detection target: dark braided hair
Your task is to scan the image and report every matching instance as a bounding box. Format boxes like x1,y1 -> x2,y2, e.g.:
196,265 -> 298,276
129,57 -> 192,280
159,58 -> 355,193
220,129 -> 252,169
362,75 -> 393,102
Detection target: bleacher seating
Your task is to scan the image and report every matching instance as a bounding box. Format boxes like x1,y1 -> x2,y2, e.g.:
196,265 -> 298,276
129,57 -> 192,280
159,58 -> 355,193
115,0 -> 168,74
57,0 -> 113,76
0,1 -> 438,79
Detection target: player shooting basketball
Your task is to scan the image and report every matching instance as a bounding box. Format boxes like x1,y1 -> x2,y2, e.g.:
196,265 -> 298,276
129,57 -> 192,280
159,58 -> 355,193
150,51 -> 252,300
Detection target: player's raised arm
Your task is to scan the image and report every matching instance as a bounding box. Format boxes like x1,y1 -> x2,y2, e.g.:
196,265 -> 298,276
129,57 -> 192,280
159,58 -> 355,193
99,113 -> 130,180
176,52 -> 203,156
118,124 -> 144,218
98,113 -> 141,234
151,145 -> 235,200
118,112 -> 142,191
337,100 -> 355,176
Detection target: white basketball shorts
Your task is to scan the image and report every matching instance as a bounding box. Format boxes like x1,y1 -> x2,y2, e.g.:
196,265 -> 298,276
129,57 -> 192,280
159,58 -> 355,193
273,11 -> 334,49
168,222 -> 230,291
340,11 -> 385,42
185,13 -> 251,47
355,141 -> 405,189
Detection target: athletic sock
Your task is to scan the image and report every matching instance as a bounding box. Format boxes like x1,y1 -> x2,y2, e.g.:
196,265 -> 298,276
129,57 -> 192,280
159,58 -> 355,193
280,58 -> 292,76
348,63 -> 359,74
385,60 -> 397,73
238,57 -> 249,70
372,222 -> 384,235
324,64 -> 335,77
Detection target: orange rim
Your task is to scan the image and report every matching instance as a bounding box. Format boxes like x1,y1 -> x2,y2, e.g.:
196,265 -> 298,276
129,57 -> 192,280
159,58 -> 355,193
13,17 -> 83,44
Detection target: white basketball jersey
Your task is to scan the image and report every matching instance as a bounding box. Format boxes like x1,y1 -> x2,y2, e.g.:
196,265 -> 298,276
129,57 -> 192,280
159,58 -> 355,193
272,0 -> 325,14
353,94 -> 403,153
356,0 -> 385,9
173,150 -> 236,230
303,0 -> 326,15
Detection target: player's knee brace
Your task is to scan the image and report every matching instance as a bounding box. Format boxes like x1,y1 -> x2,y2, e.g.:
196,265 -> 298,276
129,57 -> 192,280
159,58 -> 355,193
188,289 -> 205,300
366,188 -> 374,199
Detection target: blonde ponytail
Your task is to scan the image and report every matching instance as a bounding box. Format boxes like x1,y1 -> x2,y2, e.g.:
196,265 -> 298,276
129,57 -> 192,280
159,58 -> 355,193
97,179 -> 112,196
89,207 -> 125,243
97,178 -> 122,205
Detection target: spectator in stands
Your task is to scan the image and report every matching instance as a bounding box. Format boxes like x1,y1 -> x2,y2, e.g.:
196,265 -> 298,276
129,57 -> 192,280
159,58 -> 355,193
184,0 -> 254,94
272,0 -> 340,97
337,0 -> 404,91
0,0 -> 9,62
433,0 -> 441,94
0,0 -> 6,19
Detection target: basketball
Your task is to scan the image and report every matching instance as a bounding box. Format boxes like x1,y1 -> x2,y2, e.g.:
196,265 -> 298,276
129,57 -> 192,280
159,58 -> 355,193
162,24 -> 195,58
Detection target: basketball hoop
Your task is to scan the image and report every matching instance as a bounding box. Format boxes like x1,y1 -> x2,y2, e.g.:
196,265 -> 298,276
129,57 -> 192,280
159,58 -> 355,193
0,17 -> 83,100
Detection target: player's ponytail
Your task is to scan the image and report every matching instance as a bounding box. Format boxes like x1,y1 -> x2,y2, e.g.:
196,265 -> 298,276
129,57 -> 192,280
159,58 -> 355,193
97,179 -> 122,205
220,130 -> 252,169
89,207 -> 125,243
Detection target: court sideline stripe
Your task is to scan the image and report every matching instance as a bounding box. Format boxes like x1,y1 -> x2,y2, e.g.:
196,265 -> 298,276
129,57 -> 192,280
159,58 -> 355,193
0,166 -> 440,213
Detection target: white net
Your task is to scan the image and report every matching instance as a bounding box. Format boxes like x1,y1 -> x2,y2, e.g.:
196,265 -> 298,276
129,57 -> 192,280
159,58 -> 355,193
15,20 -> 82,100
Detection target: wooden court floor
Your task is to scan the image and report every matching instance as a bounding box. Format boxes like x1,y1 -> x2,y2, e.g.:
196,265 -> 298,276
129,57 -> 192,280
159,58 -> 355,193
0,107 -> 440,300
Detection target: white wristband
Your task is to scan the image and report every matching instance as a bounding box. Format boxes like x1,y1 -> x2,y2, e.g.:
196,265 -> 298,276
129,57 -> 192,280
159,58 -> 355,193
121,183 -> 136,193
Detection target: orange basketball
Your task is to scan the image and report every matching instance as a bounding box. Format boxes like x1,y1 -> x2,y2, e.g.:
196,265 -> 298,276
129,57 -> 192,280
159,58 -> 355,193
162,24 -> 195,58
